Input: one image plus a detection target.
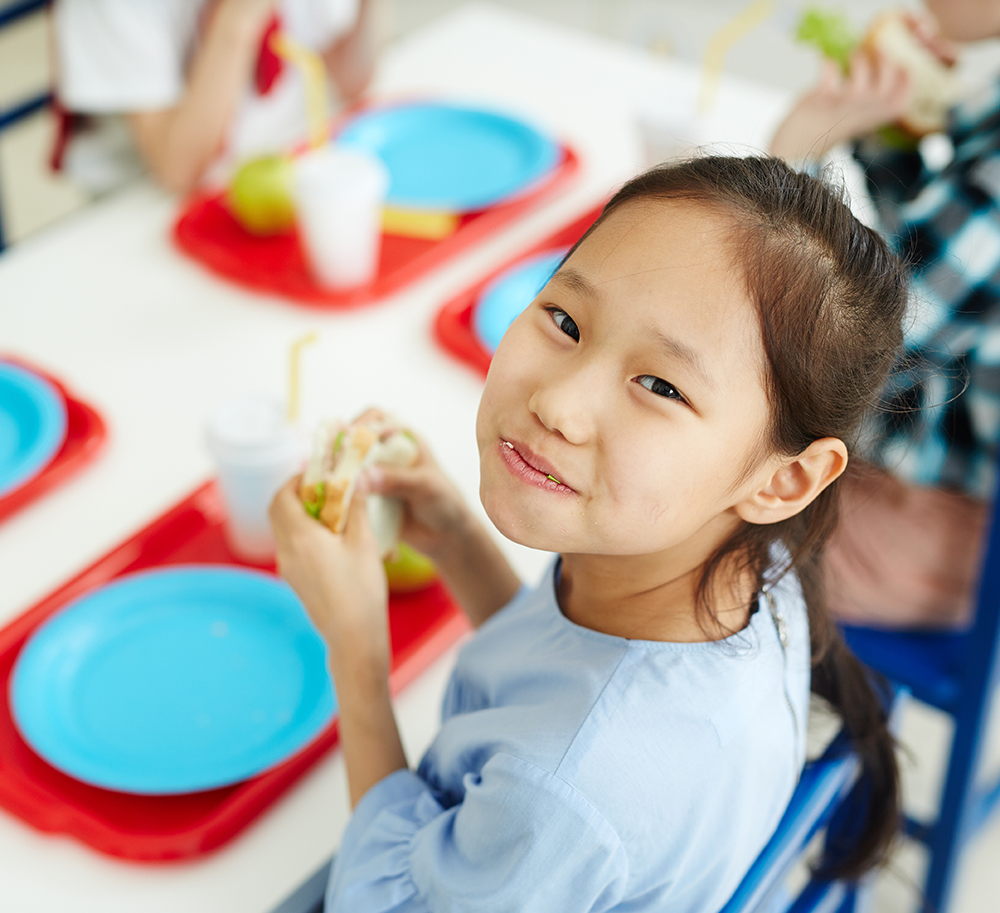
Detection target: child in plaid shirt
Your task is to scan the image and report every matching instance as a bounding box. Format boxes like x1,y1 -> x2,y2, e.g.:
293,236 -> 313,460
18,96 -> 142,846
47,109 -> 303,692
771,2 -> 999,627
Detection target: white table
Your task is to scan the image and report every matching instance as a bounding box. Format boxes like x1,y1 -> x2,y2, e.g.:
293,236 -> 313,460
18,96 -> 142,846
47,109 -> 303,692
0,5 -> 788,910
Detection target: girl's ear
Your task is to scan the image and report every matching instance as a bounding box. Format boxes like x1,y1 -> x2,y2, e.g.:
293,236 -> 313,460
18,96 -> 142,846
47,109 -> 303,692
735,437 -> 848,526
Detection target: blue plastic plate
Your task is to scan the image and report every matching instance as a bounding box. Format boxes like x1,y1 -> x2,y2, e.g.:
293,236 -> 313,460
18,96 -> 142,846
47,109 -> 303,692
337,102 -> 560,211
0,362 -> 68,498
473,248 -> 568,353
9,566 -> 337,795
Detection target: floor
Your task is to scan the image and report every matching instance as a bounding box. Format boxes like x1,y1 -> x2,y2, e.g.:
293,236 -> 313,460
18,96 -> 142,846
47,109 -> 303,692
2,2 -> 1000,911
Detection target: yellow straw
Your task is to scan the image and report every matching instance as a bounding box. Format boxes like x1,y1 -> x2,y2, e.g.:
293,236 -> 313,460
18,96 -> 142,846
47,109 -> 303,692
271,32 -> 330,149
287,331 -> 319,424
698,0 -> 774,115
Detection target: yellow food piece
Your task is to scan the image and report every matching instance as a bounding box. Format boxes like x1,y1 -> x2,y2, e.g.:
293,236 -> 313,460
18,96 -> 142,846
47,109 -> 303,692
382,207 -> 460,240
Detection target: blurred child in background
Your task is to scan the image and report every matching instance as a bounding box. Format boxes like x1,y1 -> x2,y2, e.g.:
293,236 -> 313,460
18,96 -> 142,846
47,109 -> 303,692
771,2 -> 1000,628
51,0 -> 375,194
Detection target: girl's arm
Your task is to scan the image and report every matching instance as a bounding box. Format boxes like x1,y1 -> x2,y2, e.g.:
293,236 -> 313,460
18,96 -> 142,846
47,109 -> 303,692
422,505 -> 522,629
363,429 -> 521,628
127,0 -> 277,193
270,475 -> 407,806
414,498 -> 521,628
322,0 -> 377,105
326,753 -> 628,911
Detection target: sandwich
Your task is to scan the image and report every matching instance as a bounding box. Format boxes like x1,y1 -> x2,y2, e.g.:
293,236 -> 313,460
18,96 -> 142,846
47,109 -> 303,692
299,416 -> 419,557
798,7 -> 959,139
862,11 -> 959,138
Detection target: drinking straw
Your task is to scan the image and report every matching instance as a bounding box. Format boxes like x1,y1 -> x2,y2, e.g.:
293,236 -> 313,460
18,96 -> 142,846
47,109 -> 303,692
271,31 -> 460,241
271,32 -> 330,149
287,331 -> 319,424
698,0 -> 775,115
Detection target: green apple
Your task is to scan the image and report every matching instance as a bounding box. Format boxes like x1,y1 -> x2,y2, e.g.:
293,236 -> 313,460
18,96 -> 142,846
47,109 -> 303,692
227,154 -> 296,235
384,542 -> 437,593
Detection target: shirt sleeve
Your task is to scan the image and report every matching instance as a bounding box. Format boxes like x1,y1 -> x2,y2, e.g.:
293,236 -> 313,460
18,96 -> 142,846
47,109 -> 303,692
53,0 -> 193,112
326,753 -> 629,913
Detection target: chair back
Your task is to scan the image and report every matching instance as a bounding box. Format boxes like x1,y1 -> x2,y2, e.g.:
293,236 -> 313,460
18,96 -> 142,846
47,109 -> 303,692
721,687 -> 906,913
0,0 -> 53,252
839,485 -> 1000,913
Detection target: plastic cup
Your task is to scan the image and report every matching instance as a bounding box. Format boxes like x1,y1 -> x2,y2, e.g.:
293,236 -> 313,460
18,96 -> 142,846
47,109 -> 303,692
634,93 -> 709,167
206,393 -> 305,563
293,146 -> 390,290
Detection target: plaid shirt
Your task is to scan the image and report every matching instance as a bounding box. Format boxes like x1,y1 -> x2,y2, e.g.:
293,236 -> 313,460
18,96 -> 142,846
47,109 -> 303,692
852,80 -> 1000,501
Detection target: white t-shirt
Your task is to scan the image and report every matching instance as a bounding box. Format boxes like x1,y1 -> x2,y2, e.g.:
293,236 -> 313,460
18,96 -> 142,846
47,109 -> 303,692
53,0 -> 360,191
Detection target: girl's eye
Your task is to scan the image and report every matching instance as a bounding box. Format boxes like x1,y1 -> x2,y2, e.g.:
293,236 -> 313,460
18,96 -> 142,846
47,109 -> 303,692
546,307 -> 579,342
636,375 -> 686,402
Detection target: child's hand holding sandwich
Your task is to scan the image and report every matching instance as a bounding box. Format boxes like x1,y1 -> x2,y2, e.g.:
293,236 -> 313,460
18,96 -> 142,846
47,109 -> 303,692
771,8 -> 960,162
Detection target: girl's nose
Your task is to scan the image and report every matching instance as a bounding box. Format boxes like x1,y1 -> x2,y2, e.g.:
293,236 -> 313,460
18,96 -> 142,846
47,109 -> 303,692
527,362 -> 601,445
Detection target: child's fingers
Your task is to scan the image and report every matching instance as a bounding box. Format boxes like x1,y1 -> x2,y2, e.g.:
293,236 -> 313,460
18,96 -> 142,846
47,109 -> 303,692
902,11 -> 959,66
871,52 -> 910,111
872,50 -> 902,92
269,474 -> 305,527
279,472 -> 303,498
349,407 -> 419,444
816,58 -> 843,95
347,409 -> 438,471
846,49 -> 874,94
343,475 -> 377,548
353,406 -> 388,427
363,460 -> 439,501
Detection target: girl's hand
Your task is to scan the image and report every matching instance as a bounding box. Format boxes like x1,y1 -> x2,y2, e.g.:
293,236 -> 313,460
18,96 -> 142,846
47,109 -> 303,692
271,470 -> 409,809
352,410 -> 472,563
770,50 -> 911,162
269,474 -> 389,666
350,409 -> 521,628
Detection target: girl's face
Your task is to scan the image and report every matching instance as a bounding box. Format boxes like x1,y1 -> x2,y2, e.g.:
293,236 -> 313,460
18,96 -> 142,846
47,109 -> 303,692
476,199 -> 778,562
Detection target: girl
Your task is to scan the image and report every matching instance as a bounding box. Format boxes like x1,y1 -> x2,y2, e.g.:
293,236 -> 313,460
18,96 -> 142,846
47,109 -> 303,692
269,156 -> 905,912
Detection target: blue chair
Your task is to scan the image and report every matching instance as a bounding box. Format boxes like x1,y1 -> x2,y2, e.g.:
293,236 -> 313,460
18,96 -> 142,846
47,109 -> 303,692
267,693 -> 907,913
840,487 -> 1000,913
720,689 -> 907,913
0,0 -> 53,253
269,858 -> 332,913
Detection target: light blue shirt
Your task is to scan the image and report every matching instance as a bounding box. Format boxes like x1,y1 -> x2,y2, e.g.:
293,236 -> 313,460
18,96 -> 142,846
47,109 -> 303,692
326,559 -> 810,912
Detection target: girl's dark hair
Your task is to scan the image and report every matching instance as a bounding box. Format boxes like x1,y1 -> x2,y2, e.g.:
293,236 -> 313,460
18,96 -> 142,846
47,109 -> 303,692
568,156 -> 906,880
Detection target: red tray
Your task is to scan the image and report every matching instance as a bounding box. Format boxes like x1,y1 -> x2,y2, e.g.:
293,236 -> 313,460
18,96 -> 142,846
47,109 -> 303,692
433,204 -> 604,377
173,145 -> 580,309
0,481 -> 469,861
0,357 -> 107,524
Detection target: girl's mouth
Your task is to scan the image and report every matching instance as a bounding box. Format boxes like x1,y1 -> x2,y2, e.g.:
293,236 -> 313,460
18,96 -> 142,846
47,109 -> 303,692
498,440 -> 575,494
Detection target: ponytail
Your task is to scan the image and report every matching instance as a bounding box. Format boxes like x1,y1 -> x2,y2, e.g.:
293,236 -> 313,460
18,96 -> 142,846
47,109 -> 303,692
803,561 -> 900,878
587,156 -> 909,879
